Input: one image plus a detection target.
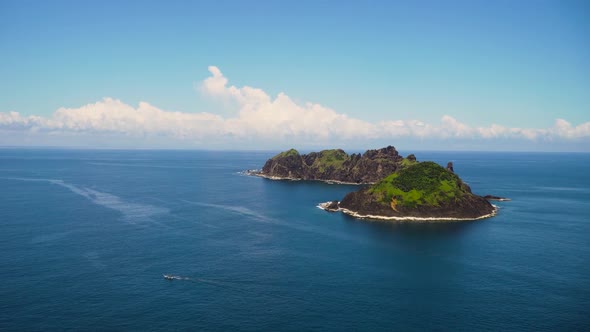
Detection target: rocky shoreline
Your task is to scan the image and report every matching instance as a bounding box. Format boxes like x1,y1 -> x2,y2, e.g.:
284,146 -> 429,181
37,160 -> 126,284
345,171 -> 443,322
245,169 -> 368,185
251,146 -> 503,222
255,146 -> 410,184
317,201 -> 498,222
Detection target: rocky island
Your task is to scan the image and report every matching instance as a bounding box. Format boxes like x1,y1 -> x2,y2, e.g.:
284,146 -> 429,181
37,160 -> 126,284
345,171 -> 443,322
320,161 -> 496,221
249,146 -> 498,221
249,146 -> 415,184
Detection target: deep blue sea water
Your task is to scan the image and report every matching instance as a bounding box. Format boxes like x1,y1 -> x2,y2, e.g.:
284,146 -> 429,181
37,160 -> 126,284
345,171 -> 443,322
0,149 -> 589,331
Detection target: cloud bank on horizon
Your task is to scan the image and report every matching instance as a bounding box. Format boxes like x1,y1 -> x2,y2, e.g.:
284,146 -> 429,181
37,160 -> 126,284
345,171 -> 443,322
1,66 -> 589,150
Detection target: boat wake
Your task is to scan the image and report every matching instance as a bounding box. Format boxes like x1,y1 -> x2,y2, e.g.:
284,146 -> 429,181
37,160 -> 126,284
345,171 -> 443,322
162,274 -> 260,293
163,274 -> 189,281
162,275 -> 239,288
161,274 -> 311,304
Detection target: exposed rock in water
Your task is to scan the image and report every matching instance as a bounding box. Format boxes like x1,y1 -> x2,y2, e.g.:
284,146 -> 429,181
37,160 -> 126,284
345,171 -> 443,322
447,162 -> 454,173
254,146 -> 415,184
322,200 -> 340,212
484,195 -> 511,201
336,162 -> 495,220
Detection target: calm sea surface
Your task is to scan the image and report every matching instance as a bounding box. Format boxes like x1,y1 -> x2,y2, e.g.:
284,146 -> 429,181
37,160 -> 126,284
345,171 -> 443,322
0,149 -> 589,331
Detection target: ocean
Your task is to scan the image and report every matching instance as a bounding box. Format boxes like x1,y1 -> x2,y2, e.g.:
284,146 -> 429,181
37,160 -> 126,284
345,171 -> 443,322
0,149 -> 588,331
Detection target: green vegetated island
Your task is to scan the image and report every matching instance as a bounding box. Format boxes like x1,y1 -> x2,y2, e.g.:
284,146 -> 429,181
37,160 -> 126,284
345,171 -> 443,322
248,146 -> 502,221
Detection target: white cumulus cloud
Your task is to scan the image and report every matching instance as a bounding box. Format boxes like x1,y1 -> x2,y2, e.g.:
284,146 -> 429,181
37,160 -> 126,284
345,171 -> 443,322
1,66 -> 589,149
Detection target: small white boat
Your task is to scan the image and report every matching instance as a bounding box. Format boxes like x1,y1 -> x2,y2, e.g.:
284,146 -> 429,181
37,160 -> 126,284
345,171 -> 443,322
163,274 -> 175,280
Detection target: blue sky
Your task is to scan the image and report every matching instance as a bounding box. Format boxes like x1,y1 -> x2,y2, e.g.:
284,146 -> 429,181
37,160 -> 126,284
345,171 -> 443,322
1,0 -> 589,151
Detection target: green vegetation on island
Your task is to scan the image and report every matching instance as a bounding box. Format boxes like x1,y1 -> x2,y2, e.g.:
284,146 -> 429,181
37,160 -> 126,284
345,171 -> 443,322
274,148 -> 300,158
368,162 -> 467,209
254,146 -> 405,184
251,145 -> 498,220
337,160 -> 496,220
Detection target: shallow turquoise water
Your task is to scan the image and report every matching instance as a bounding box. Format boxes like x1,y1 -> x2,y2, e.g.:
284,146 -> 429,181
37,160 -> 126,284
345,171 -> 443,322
0,149 -> 588,331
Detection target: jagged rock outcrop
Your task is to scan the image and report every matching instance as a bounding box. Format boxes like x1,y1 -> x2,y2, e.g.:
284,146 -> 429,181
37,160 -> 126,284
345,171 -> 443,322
323,200 -> 340,212
253,146 -> 499,221
255,146 -> 411,184
332,161 -> 496,220
447,162 -> 454,173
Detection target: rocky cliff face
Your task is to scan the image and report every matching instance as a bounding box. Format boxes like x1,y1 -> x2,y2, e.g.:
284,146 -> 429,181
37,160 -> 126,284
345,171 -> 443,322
337,161 -> 495,220
258,146 -> 407,184
255,146 -> 497,221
